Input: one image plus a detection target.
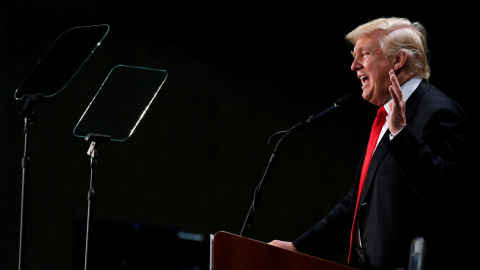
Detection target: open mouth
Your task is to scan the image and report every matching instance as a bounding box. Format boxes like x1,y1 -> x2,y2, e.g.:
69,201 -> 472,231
360,76 -> 369,86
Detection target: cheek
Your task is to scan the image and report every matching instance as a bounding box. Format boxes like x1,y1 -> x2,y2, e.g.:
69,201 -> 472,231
370,68 -> 391,88
362,88 -> 374,100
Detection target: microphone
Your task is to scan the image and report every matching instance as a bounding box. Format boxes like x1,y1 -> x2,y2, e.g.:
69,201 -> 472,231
289,92 -> 359,132
240,92 -> 360,237
408,237 -> 426,270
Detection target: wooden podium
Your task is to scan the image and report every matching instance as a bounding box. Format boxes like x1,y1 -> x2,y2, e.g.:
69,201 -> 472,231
211,231 -> 357,270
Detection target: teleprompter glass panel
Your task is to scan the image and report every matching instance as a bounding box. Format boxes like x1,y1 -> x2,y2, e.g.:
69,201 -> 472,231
14,24 -> 109,100
73,65 -> 168,141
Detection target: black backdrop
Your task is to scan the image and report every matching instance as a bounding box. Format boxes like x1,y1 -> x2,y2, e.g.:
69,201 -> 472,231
1,3 -> 478,270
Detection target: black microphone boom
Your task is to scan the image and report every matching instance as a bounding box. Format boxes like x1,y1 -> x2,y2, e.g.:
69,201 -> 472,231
239,92 -> 359,237
289,92 -> 358,132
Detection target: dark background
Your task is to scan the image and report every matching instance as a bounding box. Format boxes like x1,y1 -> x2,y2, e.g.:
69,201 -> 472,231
1,2 -> 478,270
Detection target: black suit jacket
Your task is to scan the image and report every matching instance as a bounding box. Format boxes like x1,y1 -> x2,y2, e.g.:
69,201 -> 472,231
293,80 -> 472,270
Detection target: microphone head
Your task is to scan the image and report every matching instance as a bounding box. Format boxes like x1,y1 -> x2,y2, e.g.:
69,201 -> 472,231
290,92 -> 361,131
334,92 -> 361,112
335,92 -> 359,106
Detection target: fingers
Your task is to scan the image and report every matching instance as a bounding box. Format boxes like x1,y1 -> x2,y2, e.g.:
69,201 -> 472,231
389,69 -> 403,102
268,240 -> 297,252
387,69 -> 407,134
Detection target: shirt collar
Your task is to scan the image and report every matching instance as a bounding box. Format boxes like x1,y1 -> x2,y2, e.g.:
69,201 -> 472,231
384,76 -> 422,114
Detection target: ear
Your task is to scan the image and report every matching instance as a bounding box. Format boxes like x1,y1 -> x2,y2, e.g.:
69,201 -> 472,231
393,51 -> 408,71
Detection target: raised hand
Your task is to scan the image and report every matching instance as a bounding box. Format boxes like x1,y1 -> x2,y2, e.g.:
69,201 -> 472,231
388,69 -> 406,135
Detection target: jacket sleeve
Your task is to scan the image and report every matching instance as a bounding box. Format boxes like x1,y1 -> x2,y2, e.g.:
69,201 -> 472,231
386,100 -> 471,209
292,188 -> 354,259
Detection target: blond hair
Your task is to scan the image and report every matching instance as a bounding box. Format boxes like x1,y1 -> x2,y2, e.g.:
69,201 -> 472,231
346,17 -> 430,79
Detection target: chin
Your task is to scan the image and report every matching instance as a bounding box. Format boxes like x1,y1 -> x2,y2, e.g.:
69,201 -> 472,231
361,91 -> 371,101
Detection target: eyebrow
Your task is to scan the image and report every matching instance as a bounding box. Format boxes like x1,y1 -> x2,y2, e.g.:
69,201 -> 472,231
355,45 -> 370,52
352,45 -> 379,57
351,46 -> 367,57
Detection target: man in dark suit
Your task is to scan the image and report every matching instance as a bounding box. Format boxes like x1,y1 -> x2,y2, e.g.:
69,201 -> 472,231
269,17 -> 472,270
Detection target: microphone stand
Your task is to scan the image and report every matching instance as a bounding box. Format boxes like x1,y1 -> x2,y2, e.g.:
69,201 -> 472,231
239,129 -> 295,237
17,93 -> 44,270
239,93 -> 357,237
83,133 -> 110,270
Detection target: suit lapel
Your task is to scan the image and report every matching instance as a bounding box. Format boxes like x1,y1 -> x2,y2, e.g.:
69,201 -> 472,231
405,79 -> 430,121
359,132 -> 390,205
358,79 -> 431,204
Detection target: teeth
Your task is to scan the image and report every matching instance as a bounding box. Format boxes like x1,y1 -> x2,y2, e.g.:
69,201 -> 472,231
360,76 -> 368,85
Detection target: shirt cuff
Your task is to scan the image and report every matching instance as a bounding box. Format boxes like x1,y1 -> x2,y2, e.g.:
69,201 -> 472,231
389,128 -> 404,140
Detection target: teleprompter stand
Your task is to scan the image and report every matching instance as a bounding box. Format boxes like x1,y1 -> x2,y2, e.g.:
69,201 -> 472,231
17,93 -> 44,270
73,65 -> 168,270
83,133 -> 111,270
13,24 -> 109,270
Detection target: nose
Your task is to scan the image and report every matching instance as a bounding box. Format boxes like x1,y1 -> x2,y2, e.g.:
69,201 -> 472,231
351,57 -> 362,71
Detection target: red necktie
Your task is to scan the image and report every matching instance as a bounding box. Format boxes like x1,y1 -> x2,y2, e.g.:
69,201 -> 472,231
348,106 -> 388,263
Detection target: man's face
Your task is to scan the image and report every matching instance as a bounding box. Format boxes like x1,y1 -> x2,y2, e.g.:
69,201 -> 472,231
351,34 -> 393,106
